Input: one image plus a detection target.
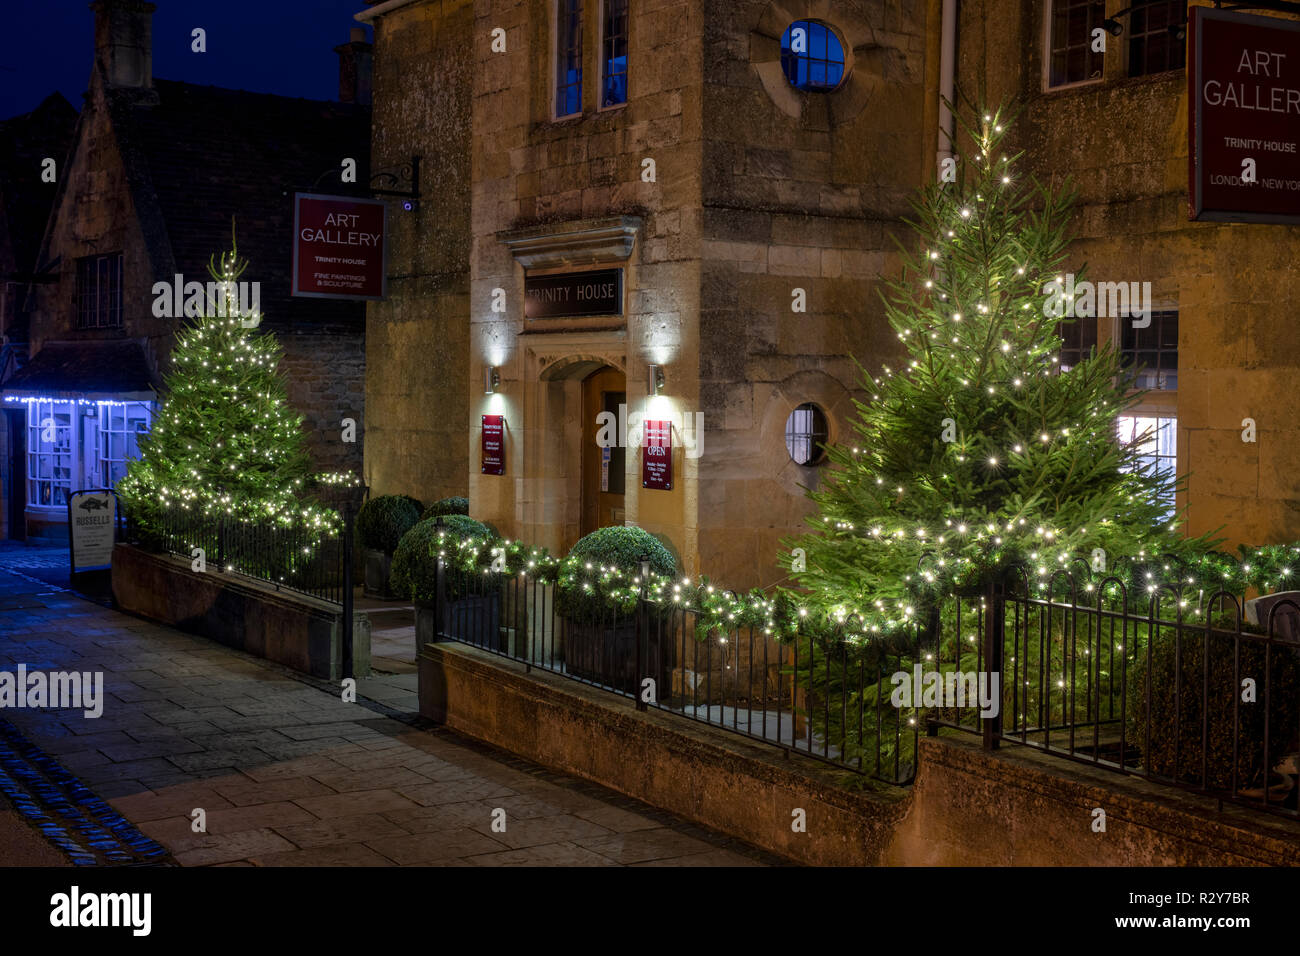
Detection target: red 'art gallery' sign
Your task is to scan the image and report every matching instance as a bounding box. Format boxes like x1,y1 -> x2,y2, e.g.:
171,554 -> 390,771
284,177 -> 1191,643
481,415 -> 505,476
1189,8 -> 1300,222
642,420 -> 672,491
292,193 -> 388,299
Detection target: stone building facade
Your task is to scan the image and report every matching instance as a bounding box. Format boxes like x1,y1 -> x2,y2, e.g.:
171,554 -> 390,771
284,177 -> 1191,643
362,0 -> 931,587
1,0 -> 370,538
361,0 -> 1300,588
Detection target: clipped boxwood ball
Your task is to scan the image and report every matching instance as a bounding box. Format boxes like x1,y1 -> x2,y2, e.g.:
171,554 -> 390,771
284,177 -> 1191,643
420,496 -> 470,521
557,526 -> 677,622
391,514 -> 497,606
356,494 -> 421,555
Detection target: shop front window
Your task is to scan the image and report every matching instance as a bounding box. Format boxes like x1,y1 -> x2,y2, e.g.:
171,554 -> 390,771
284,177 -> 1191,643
23,400 -> 154,508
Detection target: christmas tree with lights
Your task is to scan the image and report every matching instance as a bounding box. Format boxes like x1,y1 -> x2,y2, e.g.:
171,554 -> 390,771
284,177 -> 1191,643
119,236 -> 312,527
786,102 -> 1199,639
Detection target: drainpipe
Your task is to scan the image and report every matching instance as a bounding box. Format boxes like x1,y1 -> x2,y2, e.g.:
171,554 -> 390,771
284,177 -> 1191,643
937,0 -> 957,177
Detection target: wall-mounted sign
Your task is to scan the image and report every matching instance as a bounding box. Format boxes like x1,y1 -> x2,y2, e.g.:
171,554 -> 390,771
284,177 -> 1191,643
642,420 -> 672,491
1189,8 -> 1300,223
524,268 -> 623,319
67,489 -> 117,573
292,193 -> 388,299
482,415 -> 505,475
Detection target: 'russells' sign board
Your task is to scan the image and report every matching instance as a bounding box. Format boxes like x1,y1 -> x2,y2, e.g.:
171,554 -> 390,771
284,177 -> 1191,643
525,269 -> 623,319
292,193 -> 387,299
1189,8 -> 1300,223
67,490 -> 116,572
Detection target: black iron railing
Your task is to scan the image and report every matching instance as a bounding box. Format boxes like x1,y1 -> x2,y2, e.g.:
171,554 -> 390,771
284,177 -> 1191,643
425,555 -> 917,783
127,494 -> 358,609
425,553 -> 1300,816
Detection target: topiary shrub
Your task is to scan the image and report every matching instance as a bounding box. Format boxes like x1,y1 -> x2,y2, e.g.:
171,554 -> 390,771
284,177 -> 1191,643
400,494 -> 425,515
356,494 -> 421,555
556,525 -> 677,624
1128,627 -> 1300,791
391,514 -> 496,606
420,496 -> 469,521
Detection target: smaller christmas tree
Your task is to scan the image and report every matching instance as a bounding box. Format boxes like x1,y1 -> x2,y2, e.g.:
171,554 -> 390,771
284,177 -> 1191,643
119,232 -> 313,527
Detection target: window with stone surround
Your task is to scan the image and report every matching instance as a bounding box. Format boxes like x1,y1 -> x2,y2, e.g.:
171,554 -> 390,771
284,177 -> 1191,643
780,20 -> 846,92
75,252 -> 124,329
1117,414 -> 1177,518
601,0 -> 628,108
1045,0 -> 1105,88
1126,0 -> 1186,77
556,0 -> 584,118
785,402 -> 829,466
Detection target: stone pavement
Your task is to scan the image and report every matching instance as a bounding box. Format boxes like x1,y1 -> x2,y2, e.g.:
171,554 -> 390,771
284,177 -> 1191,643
0,544 -> 778,866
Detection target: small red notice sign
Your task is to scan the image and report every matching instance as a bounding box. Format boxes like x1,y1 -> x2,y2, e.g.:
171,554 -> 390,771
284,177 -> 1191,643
1189,8 -> 1300,222
642,420 -> 672,491
482,415 -> 505,475
292,193 -> 387,299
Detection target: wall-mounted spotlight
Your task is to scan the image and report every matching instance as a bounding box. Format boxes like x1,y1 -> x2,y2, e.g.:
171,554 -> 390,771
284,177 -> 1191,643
1102,18 -> 1123,36
647,364 -> 665,397
1168,22 -> 1186,42
485,366 -> 500,394
1101,7 -> 1187,41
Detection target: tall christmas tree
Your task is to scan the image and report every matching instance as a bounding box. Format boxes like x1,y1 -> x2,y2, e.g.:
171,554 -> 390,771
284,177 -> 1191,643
786,103 -> 1200,638
119,235 -> 312,526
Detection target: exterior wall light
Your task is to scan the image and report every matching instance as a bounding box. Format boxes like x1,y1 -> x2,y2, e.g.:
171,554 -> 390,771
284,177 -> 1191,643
647,364 -> 665,396
485,367 -> 500,394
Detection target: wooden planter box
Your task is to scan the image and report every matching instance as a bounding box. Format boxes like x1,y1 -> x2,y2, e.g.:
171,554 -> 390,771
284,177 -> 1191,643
415,594 -> 504,653
564,617 -> 671,696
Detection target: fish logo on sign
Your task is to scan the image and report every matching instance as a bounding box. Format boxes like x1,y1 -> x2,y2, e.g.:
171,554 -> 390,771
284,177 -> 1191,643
78,496 -> 110,513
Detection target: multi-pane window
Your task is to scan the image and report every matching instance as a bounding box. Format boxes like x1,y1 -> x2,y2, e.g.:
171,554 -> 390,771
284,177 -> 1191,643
26,401 -> 74,508
556,0 -> 583,117
1120,309 -> 1178,391
76,253 -> 124,329
1058,316 -> 1098,373
785,403 -> 829,466
1117,415 -> 1177,518
96,402 -> 152,487
24,400 -> 154,508
1047,0 -> 1105,88
1128,0 -> 1185,77
601,0 -> 628,107
780,20 -> 846,92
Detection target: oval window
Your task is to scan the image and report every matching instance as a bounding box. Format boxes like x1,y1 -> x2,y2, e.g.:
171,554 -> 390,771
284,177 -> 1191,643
780,20 -> 847,92
785,402 -> 829,466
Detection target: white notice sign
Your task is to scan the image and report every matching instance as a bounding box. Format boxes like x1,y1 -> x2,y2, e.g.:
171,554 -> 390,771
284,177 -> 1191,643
68,490 -> 116,571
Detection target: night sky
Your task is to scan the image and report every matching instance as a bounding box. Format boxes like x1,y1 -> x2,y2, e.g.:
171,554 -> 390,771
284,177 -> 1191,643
0,0 -> 371,119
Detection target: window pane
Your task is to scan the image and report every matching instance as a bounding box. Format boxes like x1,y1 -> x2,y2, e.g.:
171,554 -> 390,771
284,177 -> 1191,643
556,0 -> 583,116
780,20 -> 847,92
1046,0 -> 1105,87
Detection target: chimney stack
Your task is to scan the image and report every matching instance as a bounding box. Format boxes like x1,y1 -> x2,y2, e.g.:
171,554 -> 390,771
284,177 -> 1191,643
334,27 -> 373,106
91,0 -> 156,90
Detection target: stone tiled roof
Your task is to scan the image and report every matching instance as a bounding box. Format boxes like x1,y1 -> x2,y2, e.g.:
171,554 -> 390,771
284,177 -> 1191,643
106,79 -> 371,330
0,92 -> 78,277
1,339 -> 157,399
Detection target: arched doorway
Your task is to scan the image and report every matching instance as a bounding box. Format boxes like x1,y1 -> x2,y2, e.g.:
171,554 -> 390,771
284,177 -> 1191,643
580,365 -> 626,536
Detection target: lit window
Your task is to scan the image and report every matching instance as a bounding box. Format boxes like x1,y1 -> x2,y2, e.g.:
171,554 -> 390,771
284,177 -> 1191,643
23,400 -> 154,508
780,21 -> 846,92
1120,309 -> 1177,391
97,402 -> 153,487
1046,0 -> 1104,88
26,400 -> 74,508
76,253 -> 123,329
556,0 -> 584,117
1127,0 -> 1185,77
1117,415 -> 1176,518
601,0 -> 628,107
785,403 -> 829,466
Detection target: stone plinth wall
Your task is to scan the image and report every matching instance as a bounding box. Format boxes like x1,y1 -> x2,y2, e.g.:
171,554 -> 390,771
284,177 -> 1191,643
420,640 -> 1300,865
112,543 -> 370,681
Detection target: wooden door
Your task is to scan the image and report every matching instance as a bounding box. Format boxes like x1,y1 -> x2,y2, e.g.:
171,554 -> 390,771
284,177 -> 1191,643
581,366 -> 626,537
